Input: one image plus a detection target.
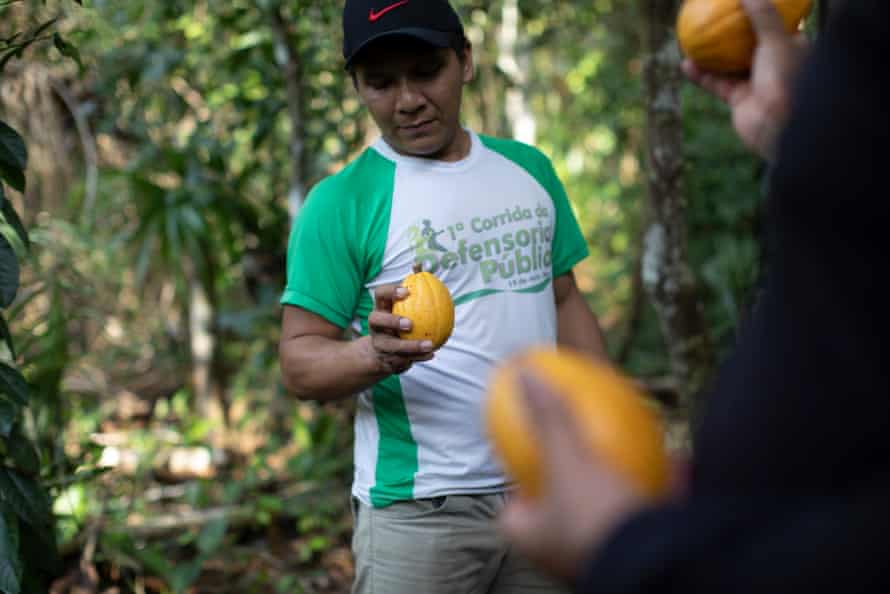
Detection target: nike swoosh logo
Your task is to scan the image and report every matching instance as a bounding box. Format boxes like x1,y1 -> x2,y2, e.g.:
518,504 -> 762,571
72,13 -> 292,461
369,0 -> 409,22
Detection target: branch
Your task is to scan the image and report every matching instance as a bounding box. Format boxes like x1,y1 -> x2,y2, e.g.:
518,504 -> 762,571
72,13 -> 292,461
59,480 -> 330,554
49,80 -> 98,230
125,505 -> 254,539
2,33 -> 54,49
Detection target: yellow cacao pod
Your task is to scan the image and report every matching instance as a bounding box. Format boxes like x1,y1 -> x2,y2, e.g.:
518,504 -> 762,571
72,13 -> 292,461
677,0 -> 812,74
485,346 -> 669,499
392,264 -> 454,350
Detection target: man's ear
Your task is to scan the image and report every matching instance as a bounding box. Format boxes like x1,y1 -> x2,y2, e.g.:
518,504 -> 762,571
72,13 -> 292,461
461,43 -> 475,83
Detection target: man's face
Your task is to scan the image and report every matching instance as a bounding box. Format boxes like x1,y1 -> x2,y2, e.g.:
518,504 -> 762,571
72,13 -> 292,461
353,39 -> 474,161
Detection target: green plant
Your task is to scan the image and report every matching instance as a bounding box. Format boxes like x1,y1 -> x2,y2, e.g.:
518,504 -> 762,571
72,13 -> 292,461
0,117 -> 61,594
1,4 -> 83,591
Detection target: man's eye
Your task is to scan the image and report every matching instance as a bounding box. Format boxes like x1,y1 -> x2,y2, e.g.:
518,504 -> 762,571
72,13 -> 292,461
416,64 -> 443,78
366,77 -> 391,89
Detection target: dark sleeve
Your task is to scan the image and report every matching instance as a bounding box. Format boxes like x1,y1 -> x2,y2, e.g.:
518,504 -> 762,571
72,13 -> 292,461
576,493 -> 890,593
575,2 -> 890,592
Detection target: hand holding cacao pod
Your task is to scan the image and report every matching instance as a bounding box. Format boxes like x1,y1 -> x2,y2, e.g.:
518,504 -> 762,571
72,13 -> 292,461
485,346 -> 669,500
391,263 -> 455,351
367,270 -> 447,375
677,0 -> 812,74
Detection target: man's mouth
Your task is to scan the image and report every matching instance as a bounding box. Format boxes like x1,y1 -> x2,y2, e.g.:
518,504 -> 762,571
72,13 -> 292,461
400,119 -> 435,131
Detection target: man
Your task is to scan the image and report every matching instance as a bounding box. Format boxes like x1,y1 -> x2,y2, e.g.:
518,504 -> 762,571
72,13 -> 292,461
499,0 -> 890,592
278,1 -> 608,592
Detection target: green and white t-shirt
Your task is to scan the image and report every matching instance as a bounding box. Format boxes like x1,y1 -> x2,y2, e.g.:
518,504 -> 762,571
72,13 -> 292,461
281,130 -> 588,507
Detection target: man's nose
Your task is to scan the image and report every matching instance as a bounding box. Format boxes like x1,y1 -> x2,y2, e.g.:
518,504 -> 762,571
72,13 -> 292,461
395,78 -> 425,114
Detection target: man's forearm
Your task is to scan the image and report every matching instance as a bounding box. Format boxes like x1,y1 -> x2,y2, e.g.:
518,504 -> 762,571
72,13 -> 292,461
279,335 -> 387,402
556,288 -> 608,359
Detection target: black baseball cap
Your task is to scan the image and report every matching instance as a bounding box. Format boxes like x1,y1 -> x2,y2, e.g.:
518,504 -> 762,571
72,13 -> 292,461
343,0 -> 465,69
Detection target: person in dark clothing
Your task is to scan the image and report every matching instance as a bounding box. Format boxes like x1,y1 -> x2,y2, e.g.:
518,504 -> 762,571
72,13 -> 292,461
498,0 -> 890,591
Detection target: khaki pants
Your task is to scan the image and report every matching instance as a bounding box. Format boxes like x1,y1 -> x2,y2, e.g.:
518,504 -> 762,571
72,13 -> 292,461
351,493 -> 571,594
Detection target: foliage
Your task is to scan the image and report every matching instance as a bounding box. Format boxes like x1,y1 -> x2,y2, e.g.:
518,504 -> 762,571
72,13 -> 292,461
0,3 -> 86,592
0,45 -> 53,594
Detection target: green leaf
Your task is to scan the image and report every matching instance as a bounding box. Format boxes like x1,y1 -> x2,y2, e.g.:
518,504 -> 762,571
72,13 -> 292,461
0,123 -> 26,173
169,559 -> 203,594
0,508 -> 22,594
196,517 -> 227,554
124,539 -> 171,577
0,234 -> 19,308
0,397 -> 16,437
17,513 -> 60,580
0,363 -> 26,407
0,470 -> 52,529
0,199 -> 26,252
0,162 -> 23,194
5,426 -> 38,476
0,312 -> 14,360
52,33 -> 82,70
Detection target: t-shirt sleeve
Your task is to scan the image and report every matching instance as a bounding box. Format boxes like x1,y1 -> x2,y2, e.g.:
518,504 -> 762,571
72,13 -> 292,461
539,156 -> 588,277
280,179 -> 363,329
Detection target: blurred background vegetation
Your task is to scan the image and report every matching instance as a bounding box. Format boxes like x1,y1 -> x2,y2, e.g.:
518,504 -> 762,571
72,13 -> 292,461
0,1 -> 822,592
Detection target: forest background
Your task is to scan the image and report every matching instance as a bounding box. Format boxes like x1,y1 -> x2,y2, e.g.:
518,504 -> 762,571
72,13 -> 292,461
0,1 -> 827,592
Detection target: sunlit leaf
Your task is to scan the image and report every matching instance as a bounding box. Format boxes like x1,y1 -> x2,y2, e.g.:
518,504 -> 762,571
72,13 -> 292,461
0,312 -> 14,360
1,199 -> 30,251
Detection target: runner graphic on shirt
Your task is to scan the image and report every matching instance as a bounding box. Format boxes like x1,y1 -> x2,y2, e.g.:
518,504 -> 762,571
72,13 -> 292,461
421,219 -> 448,252
408,220 -> 450,264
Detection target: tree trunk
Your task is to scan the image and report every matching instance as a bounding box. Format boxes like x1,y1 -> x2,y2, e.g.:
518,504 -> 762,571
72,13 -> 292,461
640,0 -> 714,440
464,17 -> 504,136
497,0 -> 536,144
270,6 -> 306,220
189,276 -> 216,419
189,235 -> 233,439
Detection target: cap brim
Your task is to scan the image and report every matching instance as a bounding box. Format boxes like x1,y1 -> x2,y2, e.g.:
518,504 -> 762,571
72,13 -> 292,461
345,28 -> 454,69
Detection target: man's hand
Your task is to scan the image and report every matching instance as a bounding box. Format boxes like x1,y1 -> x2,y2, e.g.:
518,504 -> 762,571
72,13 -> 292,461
498,372 -> 646,582
365,283 -> 435,375
683,0 -> 810,160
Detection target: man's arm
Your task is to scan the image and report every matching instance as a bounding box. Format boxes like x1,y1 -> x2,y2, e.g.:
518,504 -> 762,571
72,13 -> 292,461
501,364 -> 890,593
279,285 -> 435,402
553,271 -> 608,359
279,306 -> 383,401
